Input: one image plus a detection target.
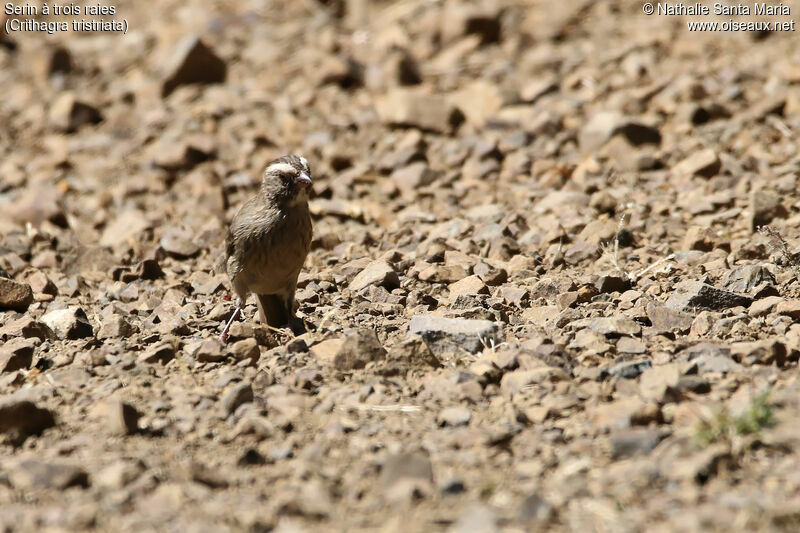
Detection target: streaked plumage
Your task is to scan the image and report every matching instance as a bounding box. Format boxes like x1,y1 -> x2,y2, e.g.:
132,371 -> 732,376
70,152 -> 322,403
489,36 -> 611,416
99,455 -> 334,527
219,155 -> 313,343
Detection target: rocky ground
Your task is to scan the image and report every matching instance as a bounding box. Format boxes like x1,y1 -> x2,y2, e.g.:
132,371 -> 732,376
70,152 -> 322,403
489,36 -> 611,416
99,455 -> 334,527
2,0 -> 800,531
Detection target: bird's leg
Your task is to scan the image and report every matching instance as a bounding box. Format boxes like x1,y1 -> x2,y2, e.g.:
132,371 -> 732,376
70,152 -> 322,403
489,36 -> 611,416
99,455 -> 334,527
219,304 -> 242,344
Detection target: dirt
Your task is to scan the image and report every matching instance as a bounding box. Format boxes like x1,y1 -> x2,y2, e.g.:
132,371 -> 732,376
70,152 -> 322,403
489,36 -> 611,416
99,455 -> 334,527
2,0 -> 800,531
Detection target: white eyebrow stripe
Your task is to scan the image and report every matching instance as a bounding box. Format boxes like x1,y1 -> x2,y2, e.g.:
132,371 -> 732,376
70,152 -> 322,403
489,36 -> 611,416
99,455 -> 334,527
299,156 -> 308,170
267,163 -> 296,174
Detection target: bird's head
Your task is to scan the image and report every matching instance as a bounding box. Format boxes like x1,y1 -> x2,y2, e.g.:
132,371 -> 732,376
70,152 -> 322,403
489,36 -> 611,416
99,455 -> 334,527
261,155 -> 313,205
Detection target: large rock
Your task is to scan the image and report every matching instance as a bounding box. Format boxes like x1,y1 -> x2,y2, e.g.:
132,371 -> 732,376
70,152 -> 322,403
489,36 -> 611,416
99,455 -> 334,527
408,315 -> 501,355
161,36 -> 227,97
41,307 -> 94,339
0,278 -> 33,311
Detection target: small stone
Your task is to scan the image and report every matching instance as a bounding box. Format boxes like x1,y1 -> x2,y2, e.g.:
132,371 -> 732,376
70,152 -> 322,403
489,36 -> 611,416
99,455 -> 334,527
160,226 -> 200,258
666,281 -> 753,312
594,274 -> 631,294
579,112 -> 660,152
441,2 -> 503,44
97,315 -> 134,340
448,275 -> 488,297
95,460 -> 145,489
0,399 -> 56,444
390,162 -> 439,195
669,444 -> 731,484
616,337 -> 646,354
776,300 -> 800,320
608,359 -> 652,379
749,296 -> 784,317
0,316 -> 54,341
589,397 -> 660,429
377,89 -> 464,133
0,278 -> 33,311
500,286 -> 529,305
750,189 -> 788,230
192,339 -> 226,363
161,36 -> 227,97
646,302 -> 694,333
138,342 -> 175,364
96,399 -> 140,436
451,81 -> 505,128
49,92 -> 102,132
690,311 -> 717,336
730,339 -> 786,367
682,226 -> 717,251
449,505 -> 499,533
408,315 -> 501,355
517,493 -> 553,522
673,148 -> 721,177
238,448 -> 266,466
310,338 -> 344,364
230,338 -> 260,364
152,134 -> 217,171
724,264 -> 776,295
26,271 -> 57,295
309,53 -> 362,88
7,460 -> 88,490
474,261 -> 507,286
639,364 -> 681,403
438,406 -> 472,427
419,264 -> 469,283
293,368 -> 322,390
500,367 -> 570,396
41,307 -> 94,339
610,428 -> 666,459
440,477 -> 467,495
694,354 -> 743,374
220,382 -> 253,416
570,328 -> 612,354
0,338 -> 35,372
570,317 -> 641,337
189,461 -> 229,489
381,335 -> 441,376
579,111 -> 623,151
35,45 -> 72,79
333,328 -> 387,370
379,451 -> 433,489
348,260 -> 400,292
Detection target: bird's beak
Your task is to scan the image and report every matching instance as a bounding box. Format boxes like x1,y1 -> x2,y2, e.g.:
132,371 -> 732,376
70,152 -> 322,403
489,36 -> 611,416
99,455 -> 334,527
297,172 -> 313,188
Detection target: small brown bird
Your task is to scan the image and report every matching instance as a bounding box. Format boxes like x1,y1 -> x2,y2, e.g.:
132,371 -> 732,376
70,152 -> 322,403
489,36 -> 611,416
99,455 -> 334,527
219,155 -> 313,343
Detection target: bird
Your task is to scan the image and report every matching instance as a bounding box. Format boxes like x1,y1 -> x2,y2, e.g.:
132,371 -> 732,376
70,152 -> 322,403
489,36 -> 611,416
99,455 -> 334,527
219,154 -> 313,344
